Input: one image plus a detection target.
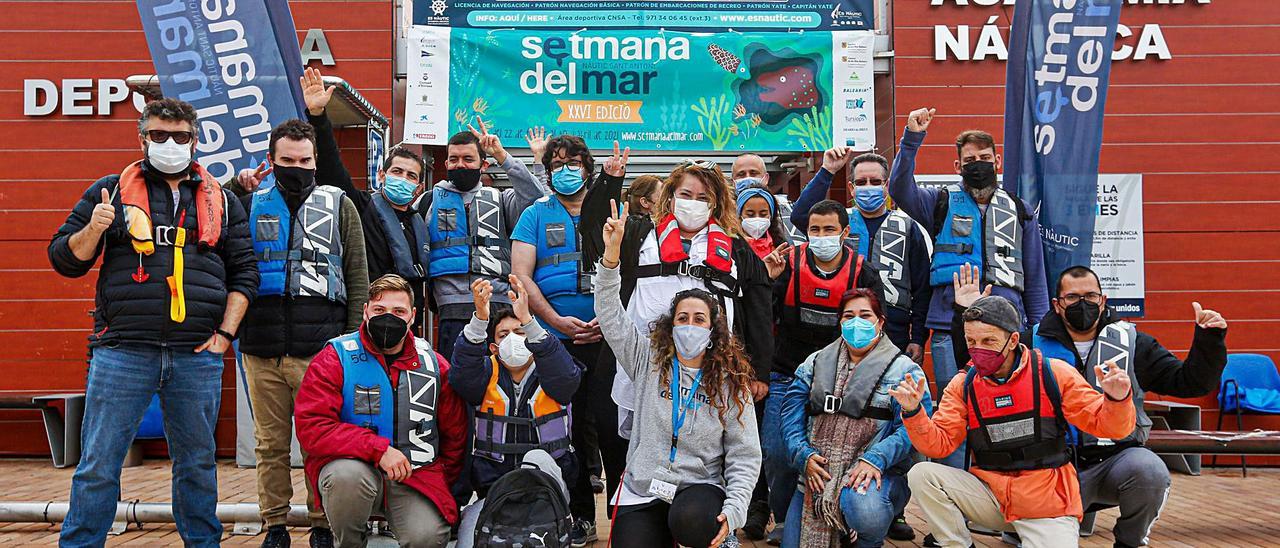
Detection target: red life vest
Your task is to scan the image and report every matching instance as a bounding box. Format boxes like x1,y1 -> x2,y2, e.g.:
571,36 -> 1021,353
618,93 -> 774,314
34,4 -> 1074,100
964,349 -> 1071,472
634,214 -> 738,296
783,243 -> 862,329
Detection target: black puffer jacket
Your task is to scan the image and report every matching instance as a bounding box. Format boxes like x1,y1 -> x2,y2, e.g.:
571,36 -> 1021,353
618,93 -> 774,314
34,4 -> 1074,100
48,164 -> 259,349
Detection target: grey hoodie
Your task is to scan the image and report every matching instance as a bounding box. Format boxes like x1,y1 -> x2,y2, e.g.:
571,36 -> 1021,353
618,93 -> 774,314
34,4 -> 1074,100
420,155 -> 549,319
594,263 -> 762,530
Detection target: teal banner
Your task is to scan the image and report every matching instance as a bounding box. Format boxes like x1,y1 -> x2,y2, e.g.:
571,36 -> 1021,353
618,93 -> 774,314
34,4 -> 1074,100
404,27 -> 876,152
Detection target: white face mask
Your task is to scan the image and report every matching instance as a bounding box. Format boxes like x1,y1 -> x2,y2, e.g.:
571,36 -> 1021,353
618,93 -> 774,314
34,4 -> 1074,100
497,333 -> 533,368
146,138 -> 193,175
673,324 -> 713,359
673,198 -> 711,232
741,217 -> 771,239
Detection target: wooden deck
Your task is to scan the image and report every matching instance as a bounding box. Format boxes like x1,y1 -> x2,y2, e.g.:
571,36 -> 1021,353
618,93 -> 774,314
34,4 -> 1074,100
0,458 -> 1274,546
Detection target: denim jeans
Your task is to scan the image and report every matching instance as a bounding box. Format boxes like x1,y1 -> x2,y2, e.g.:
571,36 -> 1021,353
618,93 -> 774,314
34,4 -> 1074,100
761,373 -> 799,523
782,472 -> 910,548
928,332 -> 967,469
61,343 -> 225,548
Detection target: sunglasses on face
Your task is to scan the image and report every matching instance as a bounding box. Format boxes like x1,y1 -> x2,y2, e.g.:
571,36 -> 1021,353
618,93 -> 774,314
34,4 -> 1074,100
678,158 -> 719,170
144,130 -> 194,145
852,177 -> 885,186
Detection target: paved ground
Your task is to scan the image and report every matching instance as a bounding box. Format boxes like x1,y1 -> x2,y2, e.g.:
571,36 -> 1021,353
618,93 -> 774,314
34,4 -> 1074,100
0,458 -> 1273,546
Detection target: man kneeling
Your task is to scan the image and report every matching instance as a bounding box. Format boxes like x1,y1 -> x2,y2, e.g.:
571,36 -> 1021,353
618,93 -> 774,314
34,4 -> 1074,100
887,296 -> 1135,548
296,275 -> 468,548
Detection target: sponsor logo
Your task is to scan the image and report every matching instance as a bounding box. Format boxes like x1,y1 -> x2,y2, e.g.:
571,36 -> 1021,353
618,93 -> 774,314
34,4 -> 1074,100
994,395 -> 1014,409
846,98 -> 866,110
430,0 -> 447,16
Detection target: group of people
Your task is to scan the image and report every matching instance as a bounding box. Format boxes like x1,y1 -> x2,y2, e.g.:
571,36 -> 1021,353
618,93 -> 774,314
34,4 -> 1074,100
48,68 -> 1231,548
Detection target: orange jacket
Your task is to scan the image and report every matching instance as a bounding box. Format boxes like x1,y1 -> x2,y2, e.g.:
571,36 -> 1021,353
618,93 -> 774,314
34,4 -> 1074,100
904,347 -> 1135,522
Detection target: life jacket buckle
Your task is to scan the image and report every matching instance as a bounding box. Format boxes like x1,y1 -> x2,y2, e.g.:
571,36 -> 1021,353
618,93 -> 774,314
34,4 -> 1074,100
154,226 -> 179,247
823,394 -> 841,414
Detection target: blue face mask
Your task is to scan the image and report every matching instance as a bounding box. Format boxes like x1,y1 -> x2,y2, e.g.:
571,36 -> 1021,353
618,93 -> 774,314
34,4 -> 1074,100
551,165 -> 585,195
854,186 -> 886,213
382,174 -> 418,206
808,235 -> 843,262
841,316 -> 879,350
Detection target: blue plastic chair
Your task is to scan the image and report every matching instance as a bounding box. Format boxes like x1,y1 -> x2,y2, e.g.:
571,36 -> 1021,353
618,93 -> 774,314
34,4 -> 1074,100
137,394 -> 166,440
1214,353 -> 1280,476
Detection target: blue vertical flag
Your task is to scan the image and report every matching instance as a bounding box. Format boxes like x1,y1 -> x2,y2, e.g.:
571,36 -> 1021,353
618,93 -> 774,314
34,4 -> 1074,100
1002,0 -> 1123,290
136,0 -> 306,182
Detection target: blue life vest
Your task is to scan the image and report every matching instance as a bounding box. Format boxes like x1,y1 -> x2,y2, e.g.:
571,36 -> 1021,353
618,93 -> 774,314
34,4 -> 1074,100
848,209 -> 915,310
249,185 -> 347,302
530,196 -> 593,298
369,192 -> 430,281
929,185 -> 1025,292
426,186 -> 509,278
1033,321 -> 1148,447
333,331 -> 442,468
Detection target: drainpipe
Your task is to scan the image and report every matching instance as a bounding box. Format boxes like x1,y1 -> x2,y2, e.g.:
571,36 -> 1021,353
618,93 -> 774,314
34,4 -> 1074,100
0,502 -> 310,535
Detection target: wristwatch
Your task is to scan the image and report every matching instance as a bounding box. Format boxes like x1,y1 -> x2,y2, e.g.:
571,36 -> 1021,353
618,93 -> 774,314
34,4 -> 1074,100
215,328 -> 237,341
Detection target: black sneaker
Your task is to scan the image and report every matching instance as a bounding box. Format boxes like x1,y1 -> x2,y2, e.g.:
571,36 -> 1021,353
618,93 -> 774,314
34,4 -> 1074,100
261,525 -> 290,548
888,514 -> 915,541
590,474 -> 605,494
571,518 -> 597,547
308,527 -> 333,548
922,533 -> 940,547
740,500 -> 770,540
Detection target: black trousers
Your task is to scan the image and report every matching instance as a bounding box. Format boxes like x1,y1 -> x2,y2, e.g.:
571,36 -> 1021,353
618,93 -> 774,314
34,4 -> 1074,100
612,484 -> 726,548
566,340 -> 616,522
593,343 -> 632,518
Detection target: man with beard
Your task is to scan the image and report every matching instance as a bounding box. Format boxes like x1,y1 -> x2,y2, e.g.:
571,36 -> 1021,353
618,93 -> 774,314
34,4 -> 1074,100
887,108 -> 1049,461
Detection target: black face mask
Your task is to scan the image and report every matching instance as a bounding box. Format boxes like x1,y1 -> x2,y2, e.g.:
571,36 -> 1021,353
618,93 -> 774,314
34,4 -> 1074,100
366,313 -> 409,351
273,165 -> 316,195
1063,299 -> 1102,332
961,161 -> 997,191
448,168 -> 483,192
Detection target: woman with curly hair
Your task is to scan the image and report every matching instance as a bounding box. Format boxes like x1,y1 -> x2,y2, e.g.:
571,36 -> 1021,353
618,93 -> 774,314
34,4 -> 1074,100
594,200 -> 761,548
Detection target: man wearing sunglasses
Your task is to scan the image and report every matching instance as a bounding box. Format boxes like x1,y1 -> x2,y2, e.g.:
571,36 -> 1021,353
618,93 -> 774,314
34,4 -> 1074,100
947,264 -> 1228,548
50,98 -> 258,546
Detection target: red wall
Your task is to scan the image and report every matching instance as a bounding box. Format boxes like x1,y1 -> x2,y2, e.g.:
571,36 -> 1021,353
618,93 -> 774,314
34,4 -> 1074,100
0,0 -> 393,456
893,1 -> 1280,441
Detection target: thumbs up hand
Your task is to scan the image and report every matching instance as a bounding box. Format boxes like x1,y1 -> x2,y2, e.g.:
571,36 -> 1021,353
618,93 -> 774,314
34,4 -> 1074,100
1192,301 -> 1228,329
89,187 -> 116,235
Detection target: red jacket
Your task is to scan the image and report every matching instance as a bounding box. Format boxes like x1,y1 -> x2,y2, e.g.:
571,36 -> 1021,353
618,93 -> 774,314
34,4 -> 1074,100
296,326 -> 468,524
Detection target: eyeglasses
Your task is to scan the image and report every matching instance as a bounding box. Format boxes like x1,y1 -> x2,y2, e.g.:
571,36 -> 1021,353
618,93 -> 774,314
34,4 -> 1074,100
1058,292 -> 1103,305
852,177 -> 885,186
144,130 -> 194,145
551,159 -> 584,170
678,158 -> 719,170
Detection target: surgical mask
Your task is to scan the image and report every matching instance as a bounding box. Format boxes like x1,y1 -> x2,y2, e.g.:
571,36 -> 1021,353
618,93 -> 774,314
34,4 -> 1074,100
672,324 -> 712,359
146,139 -> 193,175
448,167 -> 482,192
367,313 -> 409,351
961,161 -> 997,191
382,174 -> 418,206
808,235 -> 843,262
1063,300 -> 1102,332
673,198 -> 711,232
497,333 -> 533,368
551,165 -> 585,195
854,186 -> 886,213
741,217 -> 771,239
970,335 -> 1012,377
841,317 -> 879,350
734,177 -> 763,194
272,165 -> 315,195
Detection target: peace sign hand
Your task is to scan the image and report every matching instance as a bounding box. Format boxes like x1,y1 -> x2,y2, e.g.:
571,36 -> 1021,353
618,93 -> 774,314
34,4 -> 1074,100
526,126 -> 549,163
300,67 -> 335,116
604,140 -> 630,178
1192,302 -> 1227,330
507,274 -> 533,325
602,199 -> 628,266
1096,361 -> 1132,401
765,242 -> 792,280
235,161 -> 273,193
468,116 -> 507,164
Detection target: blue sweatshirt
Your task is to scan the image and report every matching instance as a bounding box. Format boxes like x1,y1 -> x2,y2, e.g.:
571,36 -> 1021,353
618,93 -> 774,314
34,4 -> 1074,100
789,167 -> 933,347
887,129 -> 1049,331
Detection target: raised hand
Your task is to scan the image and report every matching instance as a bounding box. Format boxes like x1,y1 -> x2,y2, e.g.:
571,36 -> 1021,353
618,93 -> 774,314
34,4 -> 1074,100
526,126 -> 549,164
602,199 -> 627,265
471,278 -> 494,321
1096,361 -> 1132,401
906,107 -> 936,133
953,263 -> 991,308
888,373 -> 928,414
88,187 -> 116,235
1192,301 -> 1228,329
603,140 -> 630,178
468,116 -> 507,164
821,146 -> 854,174
300,67 -> 335,116
507,274 -> 533,325
765,242 -> 792,280
235,161 -> 272,193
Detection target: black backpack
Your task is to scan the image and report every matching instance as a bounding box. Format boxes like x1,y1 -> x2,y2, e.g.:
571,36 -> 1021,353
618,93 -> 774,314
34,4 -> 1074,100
474,463 -> 572,548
